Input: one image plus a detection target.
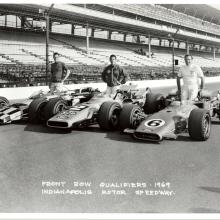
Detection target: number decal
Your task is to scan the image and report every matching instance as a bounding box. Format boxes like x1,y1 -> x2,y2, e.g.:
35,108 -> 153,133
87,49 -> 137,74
145,119 -> 165,128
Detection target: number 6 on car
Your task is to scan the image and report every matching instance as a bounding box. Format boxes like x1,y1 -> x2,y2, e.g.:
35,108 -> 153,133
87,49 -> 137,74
119,89 -> 219,142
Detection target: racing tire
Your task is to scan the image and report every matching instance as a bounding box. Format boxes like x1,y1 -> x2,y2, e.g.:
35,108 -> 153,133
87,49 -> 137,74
28,98 -> 48,123
188,108 -> 211,141
0,96 -> 9,108
143,93 -> 165,114
98,101 -> 122,131
119,104 -> 142,131
43,97 -> 68,122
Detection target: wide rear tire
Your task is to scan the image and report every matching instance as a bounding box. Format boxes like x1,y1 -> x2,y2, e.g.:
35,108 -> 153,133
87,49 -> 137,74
28,98 -> 48,123
98,101 -> 121,131
188,108 -> 211,141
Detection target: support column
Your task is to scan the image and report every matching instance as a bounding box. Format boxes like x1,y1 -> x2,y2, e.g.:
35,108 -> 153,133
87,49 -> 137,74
45,13 -> 50,86
71,24 -> 75,35
123,33 -> 127,42
213,47 -> 216,60
5,15 -> 7,27
172,38 -> 175,76
91,28 -> 95,38
21,16 -> 25,28
137,35 -> 140,44
148,34 -> 151,58
108,30 -> 112,40
186,41 -> 189,54
86,23 -> 89,54
169,40 -> 172,47
49,20 -> 52,32
177,41 -> 180,48
159,38 -> 162,46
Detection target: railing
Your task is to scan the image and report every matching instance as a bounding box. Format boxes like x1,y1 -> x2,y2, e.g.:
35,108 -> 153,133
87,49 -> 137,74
1,64 -> 220,88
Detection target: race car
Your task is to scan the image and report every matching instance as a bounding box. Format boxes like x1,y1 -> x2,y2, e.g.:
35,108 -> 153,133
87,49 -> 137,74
0,87 -> 96,125
47,84 -> 151,130
119,89 -> 220,142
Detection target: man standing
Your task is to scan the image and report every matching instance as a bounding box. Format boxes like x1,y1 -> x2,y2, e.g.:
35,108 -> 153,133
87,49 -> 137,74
177,54 -> 204,101
50,52 -> 70,93
102,54 -> 128,97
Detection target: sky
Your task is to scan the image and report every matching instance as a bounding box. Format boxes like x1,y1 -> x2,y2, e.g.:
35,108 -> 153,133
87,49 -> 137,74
210,4 -> 220,10
0,0 -> 220,11
0,0 -> 219,4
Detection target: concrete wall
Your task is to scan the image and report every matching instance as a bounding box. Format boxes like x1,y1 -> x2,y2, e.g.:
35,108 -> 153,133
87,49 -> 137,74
0,76 -> 220,100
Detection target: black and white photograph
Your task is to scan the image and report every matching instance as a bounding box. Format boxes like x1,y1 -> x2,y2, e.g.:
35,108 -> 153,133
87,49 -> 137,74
0,1 -> 220,219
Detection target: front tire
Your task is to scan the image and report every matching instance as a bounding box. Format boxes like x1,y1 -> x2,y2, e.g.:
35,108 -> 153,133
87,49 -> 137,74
119,104 -> 142,130
0,96 -> 9,108
43,97 -> 68,121
98,101 -> 121,130
28,98 -> 48,123
188,108 -> 211,141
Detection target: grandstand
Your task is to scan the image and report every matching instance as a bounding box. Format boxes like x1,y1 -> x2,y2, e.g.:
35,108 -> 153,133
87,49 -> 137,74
105,4 -> 220,35
0,4 -> 220,87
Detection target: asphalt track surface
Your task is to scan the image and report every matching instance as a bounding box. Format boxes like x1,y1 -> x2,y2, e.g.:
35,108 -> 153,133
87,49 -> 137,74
0,82 -> 220,213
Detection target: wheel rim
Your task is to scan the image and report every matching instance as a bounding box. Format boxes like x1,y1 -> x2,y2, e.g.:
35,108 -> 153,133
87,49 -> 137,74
109,107 -> 120,128
55,102 -> 66,114
203,115 -> 211,138
131,108 -> 141,128
0,101 -> 7,108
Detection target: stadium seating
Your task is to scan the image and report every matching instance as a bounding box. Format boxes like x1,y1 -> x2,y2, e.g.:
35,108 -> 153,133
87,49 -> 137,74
0,30 -> 220,86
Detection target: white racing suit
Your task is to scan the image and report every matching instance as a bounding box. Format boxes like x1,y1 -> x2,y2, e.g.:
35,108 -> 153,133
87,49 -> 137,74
178,64 -> 204,101
181,84 -> 199,101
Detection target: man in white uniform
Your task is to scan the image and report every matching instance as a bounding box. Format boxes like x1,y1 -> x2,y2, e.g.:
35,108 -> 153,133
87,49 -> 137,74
177,54 -> 204,101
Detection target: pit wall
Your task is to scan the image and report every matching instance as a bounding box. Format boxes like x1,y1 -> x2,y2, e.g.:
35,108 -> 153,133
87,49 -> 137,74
1,76 -> 220,100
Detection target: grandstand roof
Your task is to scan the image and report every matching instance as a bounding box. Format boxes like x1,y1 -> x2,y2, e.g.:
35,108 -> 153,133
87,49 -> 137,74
0,4 -> 220,48
159,4 -> 220,25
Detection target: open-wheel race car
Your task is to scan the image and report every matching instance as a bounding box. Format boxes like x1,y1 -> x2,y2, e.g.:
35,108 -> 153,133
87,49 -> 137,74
119,89 -> 220,142
0,87 -> 96,125
47,84 -> 151,131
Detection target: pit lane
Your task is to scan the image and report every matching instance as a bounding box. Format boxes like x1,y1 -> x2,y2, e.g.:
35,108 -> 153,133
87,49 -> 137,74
0,82 -> 220,213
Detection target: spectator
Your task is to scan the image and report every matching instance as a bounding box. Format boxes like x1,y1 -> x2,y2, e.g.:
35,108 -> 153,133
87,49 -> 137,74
28,73 -> 34,86
151,52 -> 155,58
150,70 -> 156,80
140,48 -> 144,55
